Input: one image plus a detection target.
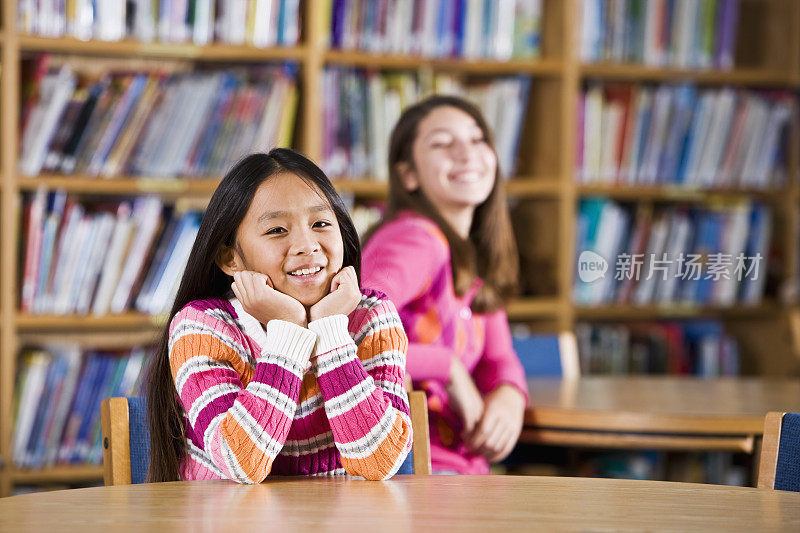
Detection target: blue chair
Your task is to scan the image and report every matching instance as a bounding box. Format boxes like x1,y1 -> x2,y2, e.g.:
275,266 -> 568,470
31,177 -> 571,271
100,397 -> 150,485
101,392 -> 429,485
512,331 -> 580,378
758,412 -> 800,492
398,390 -> 431,474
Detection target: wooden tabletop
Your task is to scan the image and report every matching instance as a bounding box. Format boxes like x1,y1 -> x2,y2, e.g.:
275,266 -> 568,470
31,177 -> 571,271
525,377 -> 800,435
1,476 -> 799,531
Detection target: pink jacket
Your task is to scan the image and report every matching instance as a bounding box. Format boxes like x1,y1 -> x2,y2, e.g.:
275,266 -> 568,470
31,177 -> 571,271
362,211 -> 528,474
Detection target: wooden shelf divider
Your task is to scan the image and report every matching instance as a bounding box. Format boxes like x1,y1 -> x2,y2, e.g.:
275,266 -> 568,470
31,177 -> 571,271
323,49 -> 564,75
17,174 -> 223,196
574,303 -> 781,321
10,465 -> 104,484
507,298 -> 562,321
580,63 -> 799,88
17,175 -> 563,199
16,311 -> 167,331
577,185 -> 786,203
17,34 -> 308,62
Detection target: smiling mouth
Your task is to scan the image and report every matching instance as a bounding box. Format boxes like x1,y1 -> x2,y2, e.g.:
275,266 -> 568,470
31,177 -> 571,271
449,171 -> 484,182
288,266 -> 323,277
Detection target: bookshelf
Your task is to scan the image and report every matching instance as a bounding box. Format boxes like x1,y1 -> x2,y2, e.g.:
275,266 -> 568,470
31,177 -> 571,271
9,464 -> 104,484
579,63 -> 800,87
0,0 -> 798,496
322,49 -> 565,74
15,312 -> 165,332
17,35 -> 310,62
574,302 -> 781,321
576,185 -> 786,203
17,174 -> 224,196
13,175 -> 562,199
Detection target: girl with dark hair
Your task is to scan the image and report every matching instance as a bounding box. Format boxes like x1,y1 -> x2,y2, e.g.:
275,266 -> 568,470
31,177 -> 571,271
362,95 -> 528,475
146,148 -> 411,483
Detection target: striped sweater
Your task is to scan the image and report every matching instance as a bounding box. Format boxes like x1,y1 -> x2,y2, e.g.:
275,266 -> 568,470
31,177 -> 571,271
168,289 -> 412,483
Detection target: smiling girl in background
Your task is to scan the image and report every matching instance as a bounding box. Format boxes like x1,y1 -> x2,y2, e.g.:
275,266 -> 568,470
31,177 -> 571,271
146,149 -> 411,483
362,95 -> 528,475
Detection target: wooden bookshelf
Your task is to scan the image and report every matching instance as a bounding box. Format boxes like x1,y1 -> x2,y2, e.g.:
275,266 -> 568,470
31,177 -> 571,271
574,302 -> 781,321
10,465 -> 104,484
328,179 -> 390,198
577,185 -> 786,203
580,63 -> 798,87
323,49 -> 564,76
506,179 -> 563,197
17,175 -> 563,199
1,0 -> 19,499
17,35 -> 308,62
17,330 -> 161,351
507,298 -> 562,321
1,0 -> 799,496
331,177 -> 562,199
15,312 -> 166,331
16,174 -> 223,196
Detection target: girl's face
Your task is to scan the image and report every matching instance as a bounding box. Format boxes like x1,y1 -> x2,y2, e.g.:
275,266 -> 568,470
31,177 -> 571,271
228,172 -> 345,307
402,105 -> 497,213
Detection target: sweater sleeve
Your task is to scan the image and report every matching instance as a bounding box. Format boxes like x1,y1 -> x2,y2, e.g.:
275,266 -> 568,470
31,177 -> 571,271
362,217 -> 454,382
471,310 -> 530,404
309,301 -> 412,480
361,217 -> 449,309
169,305 -> 316,484
406,342 -> 453,383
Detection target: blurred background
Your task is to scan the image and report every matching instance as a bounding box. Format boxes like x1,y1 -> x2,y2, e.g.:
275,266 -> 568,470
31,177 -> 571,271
1,0 -> 799,495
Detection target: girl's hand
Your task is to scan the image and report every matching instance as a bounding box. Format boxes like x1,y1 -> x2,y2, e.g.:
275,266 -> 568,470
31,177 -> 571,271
465,384 -> 526,463
231,270 -> 307,327
446,358 -> 484,436
309,266 -> 361,322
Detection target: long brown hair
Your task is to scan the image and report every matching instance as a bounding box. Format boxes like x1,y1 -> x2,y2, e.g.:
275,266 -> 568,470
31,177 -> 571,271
366,94 -> 518,313
145,149 -> 362,482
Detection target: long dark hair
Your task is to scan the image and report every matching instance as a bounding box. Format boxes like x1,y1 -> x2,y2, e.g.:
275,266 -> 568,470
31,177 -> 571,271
145,148 -> 361,482
365,95 -> 518,313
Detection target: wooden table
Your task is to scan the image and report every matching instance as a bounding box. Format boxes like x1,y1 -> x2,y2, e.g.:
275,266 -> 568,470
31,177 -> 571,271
1,476 -> 799,531
522,377 -> 800,453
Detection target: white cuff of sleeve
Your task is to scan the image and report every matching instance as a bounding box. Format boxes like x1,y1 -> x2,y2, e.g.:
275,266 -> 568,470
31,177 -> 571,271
308,314 -> 353,355
263,320 -> 317,365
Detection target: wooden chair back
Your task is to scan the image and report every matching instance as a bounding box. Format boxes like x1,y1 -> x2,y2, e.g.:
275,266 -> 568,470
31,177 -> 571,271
102,387 -> 432,484
101,397 -> 136,486
758,411 -> 793,490
408,390 -> 432,475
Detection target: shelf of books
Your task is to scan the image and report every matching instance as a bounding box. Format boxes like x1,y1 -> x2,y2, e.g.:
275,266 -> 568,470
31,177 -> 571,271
1,0 -> 799,494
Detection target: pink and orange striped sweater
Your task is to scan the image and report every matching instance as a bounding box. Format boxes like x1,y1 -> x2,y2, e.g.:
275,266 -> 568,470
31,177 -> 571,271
168,289 -> 412,483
